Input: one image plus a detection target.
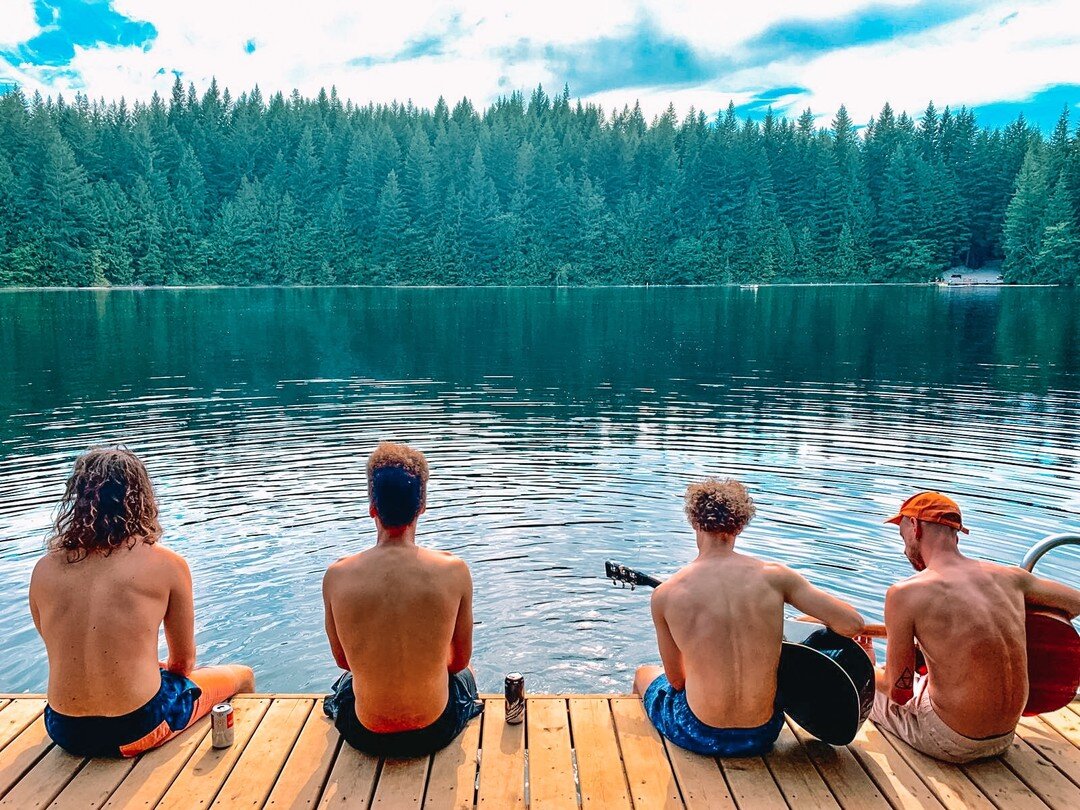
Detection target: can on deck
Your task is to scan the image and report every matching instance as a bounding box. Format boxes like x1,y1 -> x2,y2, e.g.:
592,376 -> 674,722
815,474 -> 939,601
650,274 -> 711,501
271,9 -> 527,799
211,702 -> 234,748
505,673 -> 525,725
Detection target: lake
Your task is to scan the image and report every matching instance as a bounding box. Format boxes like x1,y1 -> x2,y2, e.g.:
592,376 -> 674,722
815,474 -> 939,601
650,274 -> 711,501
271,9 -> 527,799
1,286 -> 1078,694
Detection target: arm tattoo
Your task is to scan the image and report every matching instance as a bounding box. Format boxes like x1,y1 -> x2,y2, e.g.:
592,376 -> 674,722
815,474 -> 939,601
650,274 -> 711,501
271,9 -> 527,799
894,667 -> 914,691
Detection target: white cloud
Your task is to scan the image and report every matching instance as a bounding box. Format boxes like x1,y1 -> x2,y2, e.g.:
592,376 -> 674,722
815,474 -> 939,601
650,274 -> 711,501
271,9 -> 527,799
4,0 -> 1080,127
721,0 -> 1080,123
0,0 -> 38,49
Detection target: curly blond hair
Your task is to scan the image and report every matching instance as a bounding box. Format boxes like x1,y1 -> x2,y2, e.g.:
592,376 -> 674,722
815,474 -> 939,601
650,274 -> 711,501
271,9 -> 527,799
50,448 -> 162,562
684,478 -> 756,534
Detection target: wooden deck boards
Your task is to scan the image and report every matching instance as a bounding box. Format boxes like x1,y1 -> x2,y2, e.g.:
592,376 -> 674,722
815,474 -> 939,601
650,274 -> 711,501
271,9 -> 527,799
0,696 -> 1075,809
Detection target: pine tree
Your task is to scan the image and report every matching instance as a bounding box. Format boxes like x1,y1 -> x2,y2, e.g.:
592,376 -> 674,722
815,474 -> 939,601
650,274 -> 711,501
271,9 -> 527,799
1002,147 -> 1049,281
1033,172 -> 1080,284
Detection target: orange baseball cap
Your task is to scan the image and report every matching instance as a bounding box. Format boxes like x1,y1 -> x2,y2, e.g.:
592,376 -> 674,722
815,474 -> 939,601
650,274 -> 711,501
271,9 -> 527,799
885,491 -> 969,534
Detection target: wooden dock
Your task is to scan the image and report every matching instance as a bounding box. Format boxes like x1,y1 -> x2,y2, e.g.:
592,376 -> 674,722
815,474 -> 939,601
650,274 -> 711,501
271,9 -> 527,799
0,694 -> 1077,808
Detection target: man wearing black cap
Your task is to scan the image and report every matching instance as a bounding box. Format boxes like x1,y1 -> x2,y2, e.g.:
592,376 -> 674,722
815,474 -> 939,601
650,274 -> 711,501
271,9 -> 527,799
321,442 -> 482,757
874,491 -> 1080,762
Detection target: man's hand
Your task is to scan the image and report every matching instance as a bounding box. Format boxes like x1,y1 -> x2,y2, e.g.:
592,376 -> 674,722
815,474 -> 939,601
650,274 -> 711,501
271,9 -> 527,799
853,634 -> 876,664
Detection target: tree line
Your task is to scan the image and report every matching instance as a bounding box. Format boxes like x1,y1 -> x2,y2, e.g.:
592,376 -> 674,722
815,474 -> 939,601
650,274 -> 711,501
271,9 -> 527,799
0,80 -> 1077,287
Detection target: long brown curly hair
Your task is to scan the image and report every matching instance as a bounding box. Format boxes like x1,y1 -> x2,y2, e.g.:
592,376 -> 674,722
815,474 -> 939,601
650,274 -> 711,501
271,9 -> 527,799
50,448 -> 162,561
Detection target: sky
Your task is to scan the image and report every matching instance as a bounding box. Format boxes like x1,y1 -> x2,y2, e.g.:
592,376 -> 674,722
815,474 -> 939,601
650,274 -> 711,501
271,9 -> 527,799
0,0 -> 1078,130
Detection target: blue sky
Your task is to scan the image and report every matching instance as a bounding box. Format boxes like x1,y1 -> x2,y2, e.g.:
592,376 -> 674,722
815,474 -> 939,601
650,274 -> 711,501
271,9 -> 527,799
1,1 -> 1077,130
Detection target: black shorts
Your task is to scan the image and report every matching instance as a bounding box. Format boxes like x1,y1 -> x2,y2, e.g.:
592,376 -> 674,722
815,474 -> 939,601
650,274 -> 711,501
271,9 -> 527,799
323,670 -> 483,758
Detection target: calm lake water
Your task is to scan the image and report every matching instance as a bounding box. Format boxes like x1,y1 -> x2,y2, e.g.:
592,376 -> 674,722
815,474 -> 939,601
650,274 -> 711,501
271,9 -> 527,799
1,286 -> 1079,694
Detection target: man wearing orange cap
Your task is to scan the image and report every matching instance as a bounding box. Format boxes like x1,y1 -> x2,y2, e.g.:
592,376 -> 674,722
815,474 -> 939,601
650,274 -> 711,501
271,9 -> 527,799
873,491 -> 1080,762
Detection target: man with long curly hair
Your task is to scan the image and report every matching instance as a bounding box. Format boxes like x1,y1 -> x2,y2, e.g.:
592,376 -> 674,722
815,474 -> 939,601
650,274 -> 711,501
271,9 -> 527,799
632,477 -> 866,757
29,448 -> 254,757
321,442 -> 482,758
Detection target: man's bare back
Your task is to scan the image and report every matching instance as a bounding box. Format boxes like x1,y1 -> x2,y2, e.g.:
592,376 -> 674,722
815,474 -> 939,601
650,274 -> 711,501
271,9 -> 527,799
30,542 -> 191,716
886,558 -> 1074,738
324,543 -> 472,731
651,552 -> 864,727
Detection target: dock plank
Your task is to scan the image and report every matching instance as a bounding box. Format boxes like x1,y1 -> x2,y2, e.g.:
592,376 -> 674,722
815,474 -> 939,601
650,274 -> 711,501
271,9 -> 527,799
718,755 -> 786,810
661,742 -> 734,810
49,758 -> 135,810
317,743 -> 380,809
1039,706 -> 1080,750
0,700 -> 45,752
1016,717 -> 1080,787
849,722 -> 944,809
962,758 -> 1049,810
526,699 -> 576,810
102,716 -> 211,809
609,698 -> 680,810
372,757 -> 429,808
790,721 -> 890,810
211,698 -> 313,809
423,712 -> 481,810
1000,736 -> 1080,809
156,698 -> 271,810
476,698 -> 525,807
0,716 -> 53,800
877,730 -> 994,810
568,698 -> 631,810
0,745 -> 84,809
265,704 -> 341,809
763,725 -> 840,809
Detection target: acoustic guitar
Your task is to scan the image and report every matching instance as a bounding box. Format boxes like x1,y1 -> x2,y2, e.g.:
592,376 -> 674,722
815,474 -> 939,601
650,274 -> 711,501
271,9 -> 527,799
605,561 -> 875,746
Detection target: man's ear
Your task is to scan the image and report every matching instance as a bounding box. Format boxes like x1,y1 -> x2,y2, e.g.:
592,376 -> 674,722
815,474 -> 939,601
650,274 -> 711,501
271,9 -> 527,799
369,502 -> 378,519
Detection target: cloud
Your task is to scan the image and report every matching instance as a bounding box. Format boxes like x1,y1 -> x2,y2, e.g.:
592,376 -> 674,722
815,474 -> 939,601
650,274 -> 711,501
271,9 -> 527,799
0,0 -> 1077,133
0,0 -> 39,49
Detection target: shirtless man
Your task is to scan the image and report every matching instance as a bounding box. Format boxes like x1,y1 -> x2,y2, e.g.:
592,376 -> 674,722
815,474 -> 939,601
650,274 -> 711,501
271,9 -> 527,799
322,442 -> 482,757
633,478 -> 866,756
874,491 -> 1080,762
30,448 -> 254,758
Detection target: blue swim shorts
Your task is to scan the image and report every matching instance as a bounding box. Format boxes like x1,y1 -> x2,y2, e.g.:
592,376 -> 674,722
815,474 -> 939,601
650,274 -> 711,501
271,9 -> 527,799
642,674 -> 783,757
45,669 -> 202,758
323,669 -> 484,758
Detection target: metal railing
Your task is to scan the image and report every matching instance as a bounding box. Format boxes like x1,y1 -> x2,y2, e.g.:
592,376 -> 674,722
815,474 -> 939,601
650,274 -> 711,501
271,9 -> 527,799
1022,533 -> 1080,572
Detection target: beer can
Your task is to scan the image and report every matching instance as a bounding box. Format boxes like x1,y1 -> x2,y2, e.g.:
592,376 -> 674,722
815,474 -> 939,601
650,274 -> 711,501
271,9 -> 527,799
211,702 -> 234,748
505,673 -> 525,725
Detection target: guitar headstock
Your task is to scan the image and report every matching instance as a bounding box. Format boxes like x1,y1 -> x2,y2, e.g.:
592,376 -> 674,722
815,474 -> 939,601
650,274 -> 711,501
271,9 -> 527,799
605,561 -> 661,589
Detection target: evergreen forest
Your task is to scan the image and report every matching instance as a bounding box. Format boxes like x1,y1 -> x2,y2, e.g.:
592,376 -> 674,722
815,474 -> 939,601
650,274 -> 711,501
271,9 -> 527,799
0,80 -> 1077,287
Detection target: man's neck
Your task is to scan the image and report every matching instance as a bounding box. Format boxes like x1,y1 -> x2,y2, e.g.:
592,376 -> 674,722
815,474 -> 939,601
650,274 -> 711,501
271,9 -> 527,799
695,530 -> 738,558
375,526 -> 418,547
921,534 -> 965,568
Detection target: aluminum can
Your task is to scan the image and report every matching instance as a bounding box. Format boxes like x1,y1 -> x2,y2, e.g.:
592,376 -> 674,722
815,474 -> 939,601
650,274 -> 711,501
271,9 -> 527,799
211,702 -> 235,748
505,673 -> 525,725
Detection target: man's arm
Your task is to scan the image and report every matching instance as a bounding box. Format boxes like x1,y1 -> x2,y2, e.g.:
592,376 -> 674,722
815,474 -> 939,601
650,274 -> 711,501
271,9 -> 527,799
322,569 -> 349,671
163,553 -> 197,675
880,585 -> 918,704
651,590 -> 686,690
28,559 -> 42,634
448,561 -> 473,673
1016,568 -> 1080,619
781,567 -> 865,637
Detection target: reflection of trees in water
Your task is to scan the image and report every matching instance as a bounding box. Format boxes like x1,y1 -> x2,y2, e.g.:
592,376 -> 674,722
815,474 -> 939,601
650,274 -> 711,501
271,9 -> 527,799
3,287 -> 1077,405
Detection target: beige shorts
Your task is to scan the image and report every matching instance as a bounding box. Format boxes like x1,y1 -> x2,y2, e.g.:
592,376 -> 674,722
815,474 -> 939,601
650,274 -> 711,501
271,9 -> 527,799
870,676 -> 1014,763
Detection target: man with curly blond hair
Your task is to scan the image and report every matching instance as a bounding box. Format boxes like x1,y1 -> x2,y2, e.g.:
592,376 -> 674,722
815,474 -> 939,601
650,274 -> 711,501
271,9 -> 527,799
633,477 -> 866,757
322,442 -> 482,757
30,448 -> 254,758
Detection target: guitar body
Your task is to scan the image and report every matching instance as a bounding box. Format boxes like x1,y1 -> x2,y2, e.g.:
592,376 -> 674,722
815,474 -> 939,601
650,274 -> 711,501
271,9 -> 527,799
779,628 -> 875,745
1024,610 -> 1080,716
